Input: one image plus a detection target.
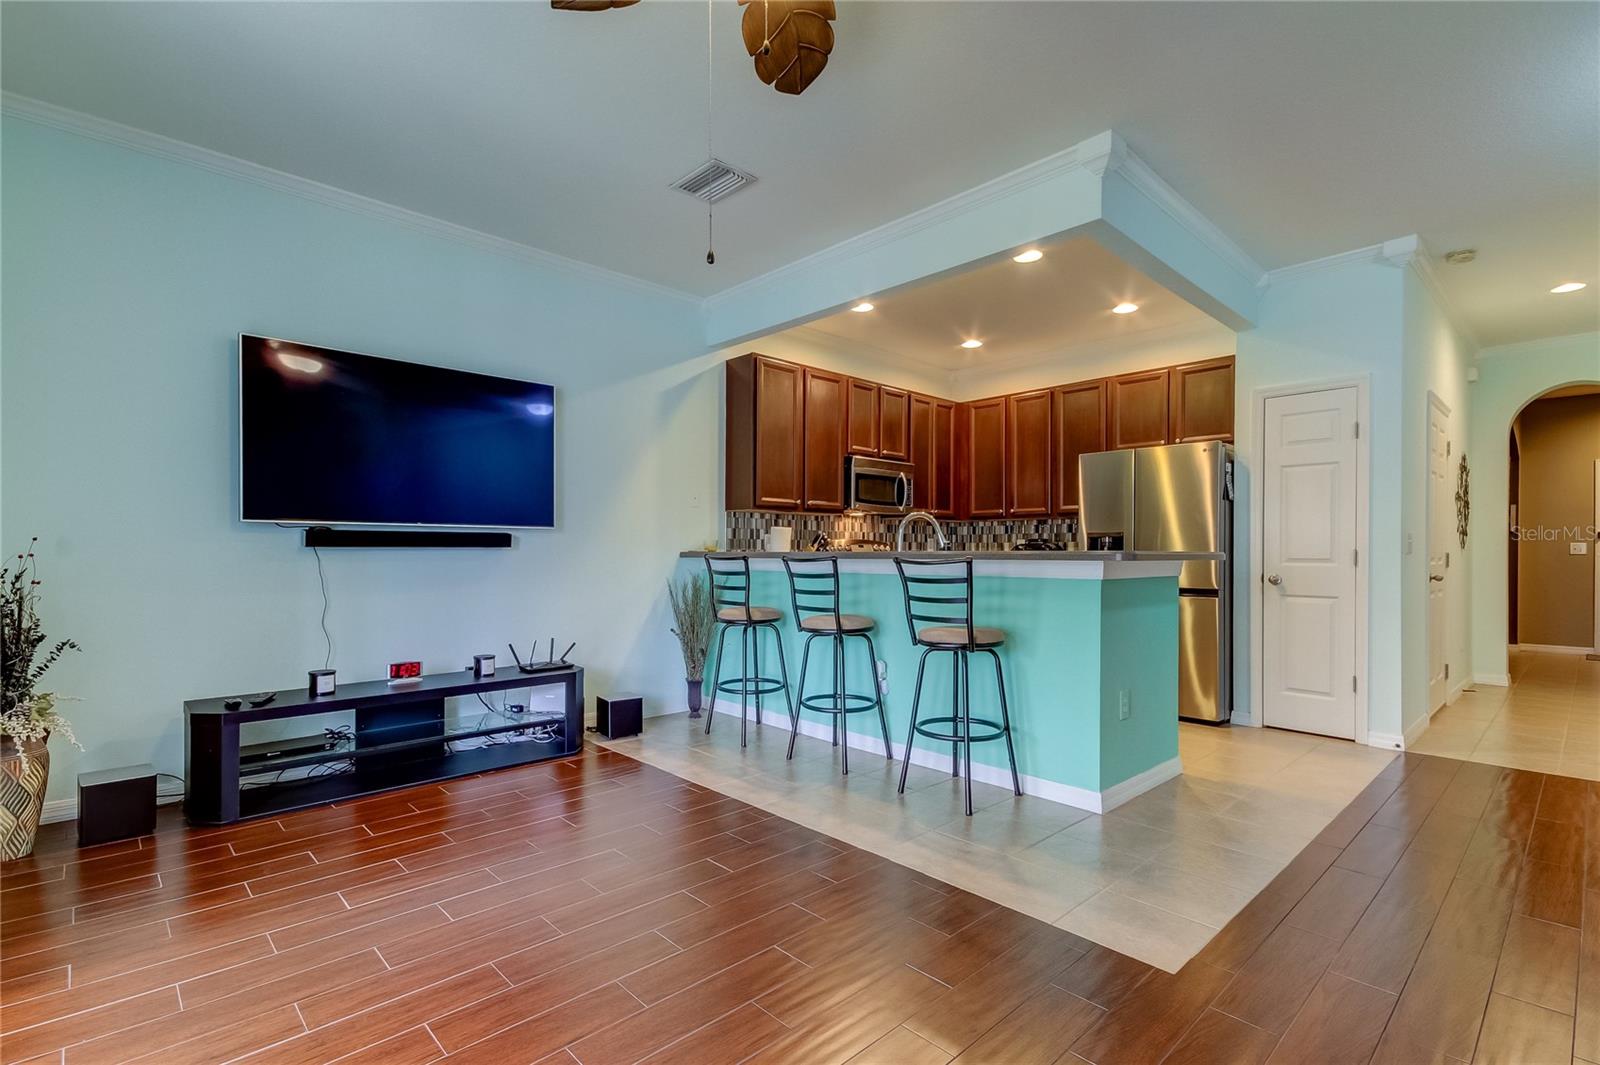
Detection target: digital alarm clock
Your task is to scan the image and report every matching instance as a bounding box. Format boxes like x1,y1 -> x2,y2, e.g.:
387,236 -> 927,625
387,660 -> 423,684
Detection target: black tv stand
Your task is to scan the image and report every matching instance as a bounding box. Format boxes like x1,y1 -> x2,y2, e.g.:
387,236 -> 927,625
183,665 -> 583,825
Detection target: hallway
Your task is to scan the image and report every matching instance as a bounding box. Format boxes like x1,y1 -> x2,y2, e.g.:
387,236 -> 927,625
1409,651 -> 1600,781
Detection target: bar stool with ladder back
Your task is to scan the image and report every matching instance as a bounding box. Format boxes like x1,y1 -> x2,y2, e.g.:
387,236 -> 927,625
893,557 -> 1023,815
781,556 -> 893,775
703,554 -> 794,748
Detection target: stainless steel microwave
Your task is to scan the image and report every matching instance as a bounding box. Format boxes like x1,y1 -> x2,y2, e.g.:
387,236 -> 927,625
846,456 -> 914,513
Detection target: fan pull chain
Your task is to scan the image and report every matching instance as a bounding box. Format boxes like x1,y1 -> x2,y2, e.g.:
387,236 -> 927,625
706,0 -> 716,265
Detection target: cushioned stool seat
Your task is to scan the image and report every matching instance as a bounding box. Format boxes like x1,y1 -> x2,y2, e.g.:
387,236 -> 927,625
717,605 -> 781,623
800,613 -> 875,634
916,625 -> 1005,648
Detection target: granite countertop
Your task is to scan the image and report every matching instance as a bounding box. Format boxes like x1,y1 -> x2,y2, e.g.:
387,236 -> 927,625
679,549 -> 1223,562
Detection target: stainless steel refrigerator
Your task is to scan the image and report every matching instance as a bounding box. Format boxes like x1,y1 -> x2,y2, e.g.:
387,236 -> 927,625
1076,441 -> 1234,723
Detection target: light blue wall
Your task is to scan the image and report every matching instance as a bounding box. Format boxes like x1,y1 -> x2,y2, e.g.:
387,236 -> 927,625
1235,260 -> 1407,739
1400,270 -> 1476,735
1468,332 -> 1600,682
1,115 -> 718,803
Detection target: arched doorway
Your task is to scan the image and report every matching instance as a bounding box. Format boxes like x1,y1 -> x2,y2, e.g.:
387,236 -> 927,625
1507,382 -> 1600,660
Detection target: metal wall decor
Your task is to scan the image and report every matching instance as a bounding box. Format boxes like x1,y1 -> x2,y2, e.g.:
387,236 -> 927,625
1455,453 -> 1470,548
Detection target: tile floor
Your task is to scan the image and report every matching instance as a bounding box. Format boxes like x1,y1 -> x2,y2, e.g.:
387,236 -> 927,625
597,712 -> 1398,971
1409,650 -> 1600,780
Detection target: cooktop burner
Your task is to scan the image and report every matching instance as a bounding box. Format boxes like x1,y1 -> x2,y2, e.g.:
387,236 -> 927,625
1012,538 -> 1071,551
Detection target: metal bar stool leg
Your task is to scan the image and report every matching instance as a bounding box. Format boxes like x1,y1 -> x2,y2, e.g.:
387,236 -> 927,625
986,649 -> 1023,796
836,634 -> 849,776
706,624 -> 731,735
898,648 -> 932,794
739,624 -> 750,748
790,634 -> 816,761
862,633 -> 892,760
950,652 -> 960,778
961,650 -> 974,816
772,625 -> 795,739
752,624 -> 763,738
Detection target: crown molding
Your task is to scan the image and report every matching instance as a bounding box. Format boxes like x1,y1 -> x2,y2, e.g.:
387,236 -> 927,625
1258,240 -> 1390,288
1260,233 -> 1479,351
1105,136 -> 1265,286
702,137 -> 1101,317
1396,237 -> 1482,352
2,92 -> 701,308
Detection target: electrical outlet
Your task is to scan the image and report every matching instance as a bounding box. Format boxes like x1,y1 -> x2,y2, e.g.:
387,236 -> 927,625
1570,542 -> 1589,555
1118,690 -> 1131,720
876,659 -> 889,695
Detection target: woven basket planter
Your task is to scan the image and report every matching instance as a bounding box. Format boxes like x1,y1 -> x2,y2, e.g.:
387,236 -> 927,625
0,737 -> 51,861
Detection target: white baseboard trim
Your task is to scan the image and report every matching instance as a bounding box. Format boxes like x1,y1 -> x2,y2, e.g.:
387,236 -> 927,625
1099,756 -> 1186,812
710,698 -> 1180,814
1515,643 -> 1596,655
1473,673 -> 1511,687
1367,731 -> 1406,751
41,798 -> 77,825
1403,713 -> 1431,749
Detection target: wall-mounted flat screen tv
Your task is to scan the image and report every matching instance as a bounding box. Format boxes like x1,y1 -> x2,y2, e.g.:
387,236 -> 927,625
240,334 -> 555,528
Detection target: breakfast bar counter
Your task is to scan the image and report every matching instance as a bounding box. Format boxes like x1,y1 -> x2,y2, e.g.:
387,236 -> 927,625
676,549 -> 1218,812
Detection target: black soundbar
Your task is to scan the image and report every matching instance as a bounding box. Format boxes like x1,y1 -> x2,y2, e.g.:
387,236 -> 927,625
302,527 -> 513,549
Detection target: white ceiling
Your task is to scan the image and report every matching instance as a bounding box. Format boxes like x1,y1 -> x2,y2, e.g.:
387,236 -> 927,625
792,235 -> 1214,371
3,2 -> 1596,346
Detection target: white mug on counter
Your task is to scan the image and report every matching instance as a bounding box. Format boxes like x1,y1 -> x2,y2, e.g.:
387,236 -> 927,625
764,526 -> 795,552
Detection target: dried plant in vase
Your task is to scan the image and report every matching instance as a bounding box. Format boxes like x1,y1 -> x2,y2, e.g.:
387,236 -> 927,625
667,574 -> 715,718
2,539 -> 82,859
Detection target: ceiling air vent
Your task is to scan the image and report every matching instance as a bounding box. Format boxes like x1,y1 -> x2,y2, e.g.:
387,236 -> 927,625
671,158 -> 756,203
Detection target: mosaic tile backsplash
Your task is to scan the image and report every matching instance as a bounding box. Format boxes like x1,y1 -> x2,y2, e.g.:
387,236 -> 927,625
724,511 -> 1081,552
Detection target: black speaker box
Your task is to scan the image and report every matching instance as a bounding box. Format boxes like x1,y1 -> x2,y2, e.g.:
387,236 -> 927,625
78,764 -> 157,847
595,693 -> 642,740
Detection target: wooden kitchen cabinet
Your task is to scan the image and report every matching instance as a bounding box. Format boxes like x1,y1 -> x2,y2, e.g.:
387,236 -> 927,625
803,367 -> 848,510
934,400 -> 957,516
878,387 -> 910,460
725,354 -> 804,510
1108,368 -> 1171,450
1054,379 -> 1107,513
847,379 -> 880,456
1170,356 -> 1235,443
1006,389 -> 1053,516
909,394 -> 935,511
968,397 -> 1007,518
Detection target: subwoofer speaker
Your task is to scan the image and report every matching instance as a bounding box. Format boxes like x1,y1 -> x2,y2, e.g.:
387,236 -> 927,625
595,694 -> 642,740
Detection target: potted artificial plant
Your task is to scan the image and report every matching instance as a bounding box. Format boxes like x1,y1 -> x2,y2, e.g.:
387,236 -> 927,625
2,539 -> 81,860
667,574 -> 715,718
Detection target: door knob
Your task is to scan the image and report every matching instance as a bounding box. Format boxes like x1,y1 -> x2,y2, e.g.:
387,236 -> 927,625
1266,573 -> 1282,586
1429,574 -> 1445,583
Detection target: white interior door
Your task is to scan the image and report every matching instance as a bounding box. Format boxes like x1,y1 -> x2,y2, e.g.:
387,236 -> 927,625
1427,397 -> 1452,710
1262,387 -> 1359,739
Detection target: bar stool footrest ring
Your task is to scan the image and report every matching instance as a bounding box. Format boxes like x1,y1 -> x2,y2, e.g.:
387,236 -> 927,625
798,692 -> 879,716
912,715 -> 1007,744
714,677 -> 788,698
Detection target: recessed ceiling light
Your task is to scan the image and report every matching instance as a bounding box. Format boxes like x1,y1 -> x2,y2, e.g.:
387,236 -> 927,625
1550,282 -> 1587,294
851,301 -> 875,312
960,339 -> 984,349
1012,249 -> 1044,264
1112,302 -> 1139,315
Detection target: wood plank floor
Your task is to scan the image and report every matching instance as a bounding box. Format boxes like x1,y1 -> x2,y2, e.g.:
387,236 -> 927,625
2,746 -> 1596,1064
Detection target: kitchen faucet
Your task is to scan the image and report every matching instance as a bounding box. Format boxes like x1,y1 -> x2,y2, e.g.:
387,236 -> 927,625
895,511 -> 950,552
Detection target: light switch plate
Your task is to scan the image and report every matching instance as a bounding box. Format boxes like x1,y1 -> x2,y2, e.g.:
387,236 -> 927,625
1571,542 -> 1589,555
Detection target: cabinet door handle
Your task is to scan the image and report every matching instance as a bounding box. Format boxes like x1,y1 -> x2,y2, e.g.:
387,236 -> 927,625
1429,574 -> 1445,583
